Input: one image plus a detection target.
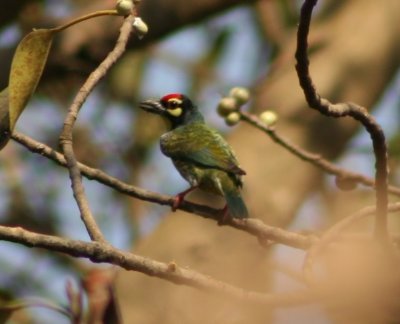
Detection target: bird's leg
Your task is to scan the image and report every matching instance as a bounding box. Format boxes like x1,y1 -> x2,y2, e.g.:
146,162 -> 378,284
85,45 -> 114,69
172,186 -> 198,211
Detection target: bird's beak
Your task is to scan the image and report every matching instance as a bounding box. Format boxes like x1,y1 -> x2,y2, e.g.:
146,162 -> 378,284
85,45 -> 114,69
139,99 -> 165,115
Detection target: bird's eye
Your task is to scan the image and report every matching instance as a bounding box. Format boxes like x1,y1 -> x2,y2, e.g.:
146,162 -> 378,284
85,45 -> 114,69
165,98 -> 183,117
168,99 -> 182,109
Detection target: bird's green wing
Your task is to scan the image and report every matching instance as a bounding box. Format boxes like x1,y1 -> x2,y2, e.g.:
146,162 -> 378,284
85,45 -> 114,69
160,124 -> 245,175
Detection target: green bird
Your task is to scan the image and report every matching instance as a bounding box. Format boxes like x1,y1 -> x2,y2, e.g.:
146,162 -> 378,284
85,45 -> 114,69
140,93 -> 248,220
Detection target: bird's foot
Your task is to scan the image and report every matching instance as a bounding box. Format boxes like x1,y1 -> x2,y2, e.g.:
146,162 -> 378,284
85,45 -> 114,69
171,194 -> 184,211
217,205 -> 231,225
171,186 -> 198,211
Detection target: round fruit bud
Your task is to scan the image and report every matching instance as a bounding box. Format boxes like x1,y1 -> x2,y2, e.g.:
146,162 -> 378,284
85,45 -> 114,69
260,110 -> 278,127
116,0 -> 134,15
229,87 -> 250,105
133,17 -> 148,39
217,97 -> 237,117
225,112 -> 241,126
335,176 -> 357,191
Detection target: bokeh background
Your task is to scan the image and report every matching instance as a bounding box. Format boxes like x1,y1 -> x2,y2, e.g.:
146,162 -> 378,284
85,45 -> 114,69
0,0 -> 400,322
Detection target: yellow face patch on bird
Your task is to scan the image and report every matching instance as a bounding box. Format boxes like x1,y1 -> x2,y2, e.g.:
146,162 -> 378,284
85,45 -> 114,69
167,107 -> 183,117
166,98 -> 183,117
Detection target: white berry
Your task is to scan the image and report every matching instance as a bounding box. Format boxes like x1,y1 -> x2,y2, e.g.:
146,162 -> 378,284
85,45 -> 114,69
229,87 -> 250,105
116,0 -> 134,15
217,97 -> 237,117
133,17 -> 148,39
225,112 -> 241,126
260,110 -> 278,126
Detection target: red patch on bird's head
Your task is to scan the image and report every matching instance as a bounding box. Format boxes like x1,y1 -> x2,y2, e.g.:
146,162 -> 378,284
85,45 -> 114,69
160,93 -> 183,104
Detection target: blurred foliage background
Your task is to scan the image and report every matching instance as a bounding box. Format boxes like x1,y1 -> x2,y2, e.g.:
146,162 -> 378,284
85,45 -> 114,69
0,0 -> 400,323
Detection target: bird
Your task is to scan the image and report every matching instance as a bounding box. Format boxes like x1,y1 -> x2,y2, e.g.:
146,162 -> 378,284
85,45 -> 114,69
139,93 -> 248,220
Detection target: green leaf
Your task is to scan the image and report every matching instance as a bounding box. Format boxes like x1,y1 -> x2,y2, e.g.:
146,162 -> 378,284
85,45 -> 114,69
0,87 -> 11,150
8,29 -> 55,130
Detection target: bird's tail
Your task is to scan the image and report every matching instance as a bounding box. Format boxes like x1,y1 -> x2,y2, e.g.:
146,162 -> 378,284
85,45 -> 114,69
223,189 -> 248,219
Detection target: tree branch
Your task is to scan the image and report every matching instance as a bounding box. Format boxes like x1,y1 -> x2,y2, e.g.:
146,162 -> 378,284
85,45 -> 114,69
240,111 -> 400,196
12,131 -> 315,250
295,0 -> 389,241
0,225 -> 318,307
58,14 -> 135,243
9,132 -> 400,304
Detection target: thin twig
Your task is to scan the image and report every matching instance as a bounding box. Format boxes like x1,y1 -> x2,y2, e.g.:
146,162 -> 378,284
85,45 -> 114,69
12,132 -> 315,250
59,15 -> 135,242
295,0 -> 389,241
240,111 -> 400,196
0,225 -> 319,307
51,10 -> 119,33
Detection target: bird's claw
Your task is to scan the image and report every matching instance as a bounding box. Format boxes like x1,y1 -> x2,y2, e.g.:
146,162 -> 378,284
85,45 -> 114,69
171,195 -> 183,212
171,186 -> 198,212
217,205 -> 230,226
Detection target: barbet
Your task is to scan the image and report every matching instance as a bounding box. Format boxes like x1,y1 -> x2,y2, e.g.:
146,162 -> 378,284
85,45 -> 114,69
140,93 -> 248,220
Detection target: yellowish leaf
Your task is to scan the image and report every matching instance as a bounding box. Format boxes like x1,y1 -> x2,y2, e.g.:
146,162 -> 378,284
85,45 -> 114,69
8,29 -> 55,129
